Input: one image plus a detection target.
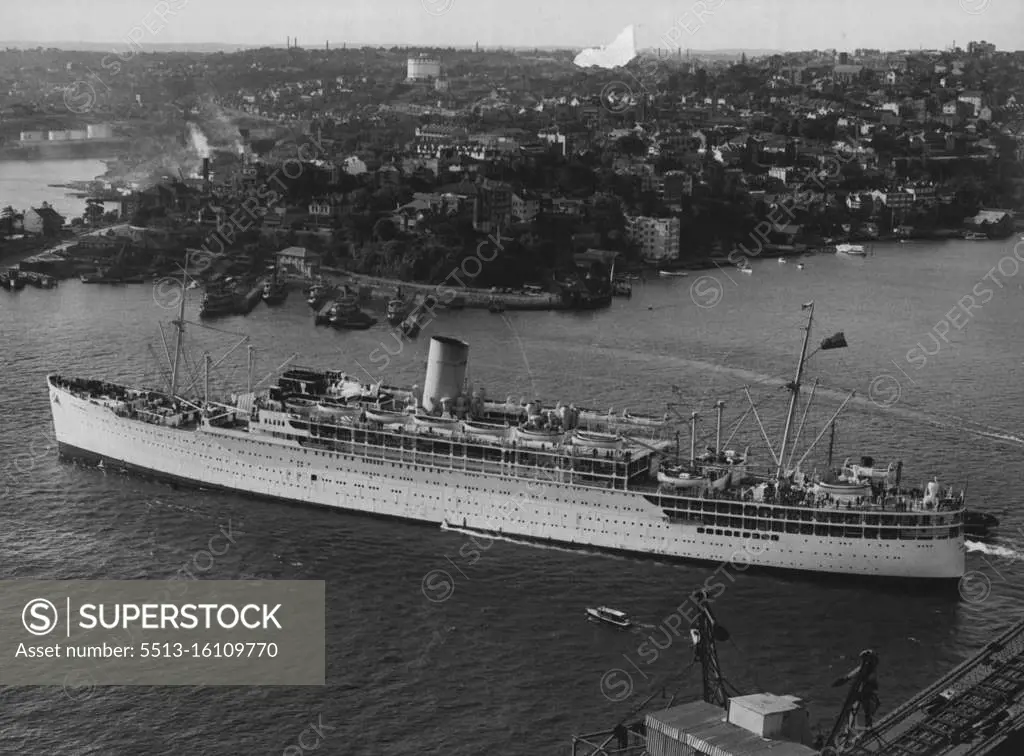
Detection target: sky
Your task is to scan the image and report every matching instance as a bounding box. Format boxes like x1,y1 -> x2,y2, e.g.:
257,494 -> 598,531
4,0 -> 1023,52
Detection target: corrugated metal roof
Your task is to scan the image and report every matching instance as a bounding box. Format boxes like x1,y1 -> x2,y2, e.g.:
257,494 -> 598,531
645,703 -> 817,756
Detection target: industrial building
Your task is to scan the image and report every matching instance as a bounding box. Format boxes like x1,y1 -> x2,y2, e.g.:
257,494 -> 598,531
407,55 -> 442,81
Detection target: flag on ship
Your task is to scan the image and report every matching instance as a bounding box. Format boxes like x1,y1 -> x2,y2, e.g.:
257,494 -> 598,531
821,332 -> 848,350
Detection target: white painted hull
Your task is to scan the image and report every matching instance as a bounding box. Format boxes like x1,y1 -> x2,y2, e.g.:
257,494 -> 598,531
48,381 -> 965,580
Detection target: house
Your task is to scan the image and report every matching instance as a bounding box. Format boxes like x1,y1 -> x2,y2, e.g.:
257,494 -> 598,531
23,205 -> 65,236
276,246 -> 322,279
832,65 -> 864,85
625,216 -> 680,262
511,191 -> 541,222
958,91 -> 983,117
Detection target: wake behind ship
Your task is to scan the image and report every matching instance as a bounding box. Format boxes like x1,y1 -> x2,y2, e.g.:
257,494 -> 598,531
46,301 -> 967,581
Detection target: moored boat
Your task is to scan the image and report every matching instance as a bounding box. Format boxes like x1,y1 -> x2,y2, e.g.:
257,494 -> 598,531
386,298 -> 406,326
835,243 -> 867,256
263,279 -> 287,305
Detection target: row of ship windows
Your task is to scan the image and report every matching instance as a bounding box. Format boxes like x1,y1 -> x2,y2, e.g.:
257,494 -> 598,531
697,527 -> 781,542
130,427 -> 661,517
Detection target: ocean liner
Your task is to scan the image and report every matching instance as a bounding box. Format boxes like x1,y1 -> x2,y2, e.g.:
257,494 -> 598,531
46,289 -> 967,580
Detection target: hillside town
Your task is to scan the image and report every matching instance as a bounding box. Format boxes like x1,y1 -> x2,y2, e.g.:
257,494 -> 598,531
2,40 -> 1023,291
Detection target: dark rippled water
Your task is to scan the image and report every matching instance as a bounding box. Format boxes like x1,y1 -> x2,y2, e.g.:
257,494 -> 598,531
1,238 -> 1023,755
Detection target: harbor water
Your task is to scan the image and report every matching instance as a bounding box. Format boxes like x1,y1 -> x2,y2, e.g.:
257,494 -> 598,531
1,239 -> 1023,754
0,158 -> 109,222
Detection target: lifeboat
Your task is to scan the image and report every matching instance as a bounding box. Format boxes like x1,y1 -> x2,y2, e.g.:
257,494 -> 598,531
815,481 -> 872,498
572,429 -> 622,449
621,410 -> 667,427
842,457 -> 894,482
657,467 -> 708,489
315,401 -> 362,418
285,398 -> 318,415
414,414 -> 460,431
462,419 -> 508,438
515,426 -> 562,441
364,408 -> 411,426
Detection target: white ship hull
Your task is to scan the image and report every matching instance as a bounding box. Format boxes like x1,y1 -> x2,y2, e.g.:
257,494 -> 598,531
48,379 -> 965,580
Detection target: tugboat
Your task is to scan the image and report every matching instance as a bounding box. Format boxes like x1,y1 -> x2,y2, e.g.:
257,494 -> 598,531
328,296 -> 377,330
7,269 -> 26,290
200,278 -> 238,319
386,298 -> 406,326
586,606 -> 632,629
263,278 -> 287,305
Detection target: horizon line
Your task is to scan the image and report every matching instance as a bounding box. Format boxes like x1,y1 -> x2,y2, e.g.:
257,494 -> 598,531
0,41 -> 978,54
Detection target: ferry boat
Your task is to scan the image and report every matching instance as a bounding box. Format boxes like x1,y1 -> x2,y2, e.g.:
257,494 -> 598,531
835,243 -> 867,257
585,606 -> 631,628
45,294 -> 969,582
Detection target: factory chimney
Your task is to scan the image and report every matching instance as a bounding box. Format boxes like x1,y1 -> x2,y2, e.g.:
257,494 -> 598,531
202,157 -> 210,194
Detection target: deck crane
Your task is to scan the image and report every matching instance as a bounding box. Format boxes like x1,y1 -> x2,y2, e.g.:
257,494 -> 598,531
835,616 -> 1024,756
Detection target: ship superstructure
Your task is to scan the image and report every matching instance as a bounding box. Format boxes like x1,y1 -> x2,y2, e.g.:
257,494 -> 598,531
46,295 -> 967,581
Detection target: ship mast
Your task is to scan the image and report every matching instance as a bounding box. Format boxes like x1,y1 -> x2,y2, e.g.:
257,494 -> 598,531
714,400 -> 725,458
827,421 -> 836,470
168,263 -> 189,398
776,302 -> 814,479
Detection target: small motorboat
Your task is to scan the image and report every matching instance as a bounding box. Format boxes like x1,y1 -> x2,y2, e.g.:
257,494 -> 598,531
658,270 -> 688,278
796,263 -> 805,270
586,606 -> 632,629
740,268 -> 753,275
778,257 -> 786,264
